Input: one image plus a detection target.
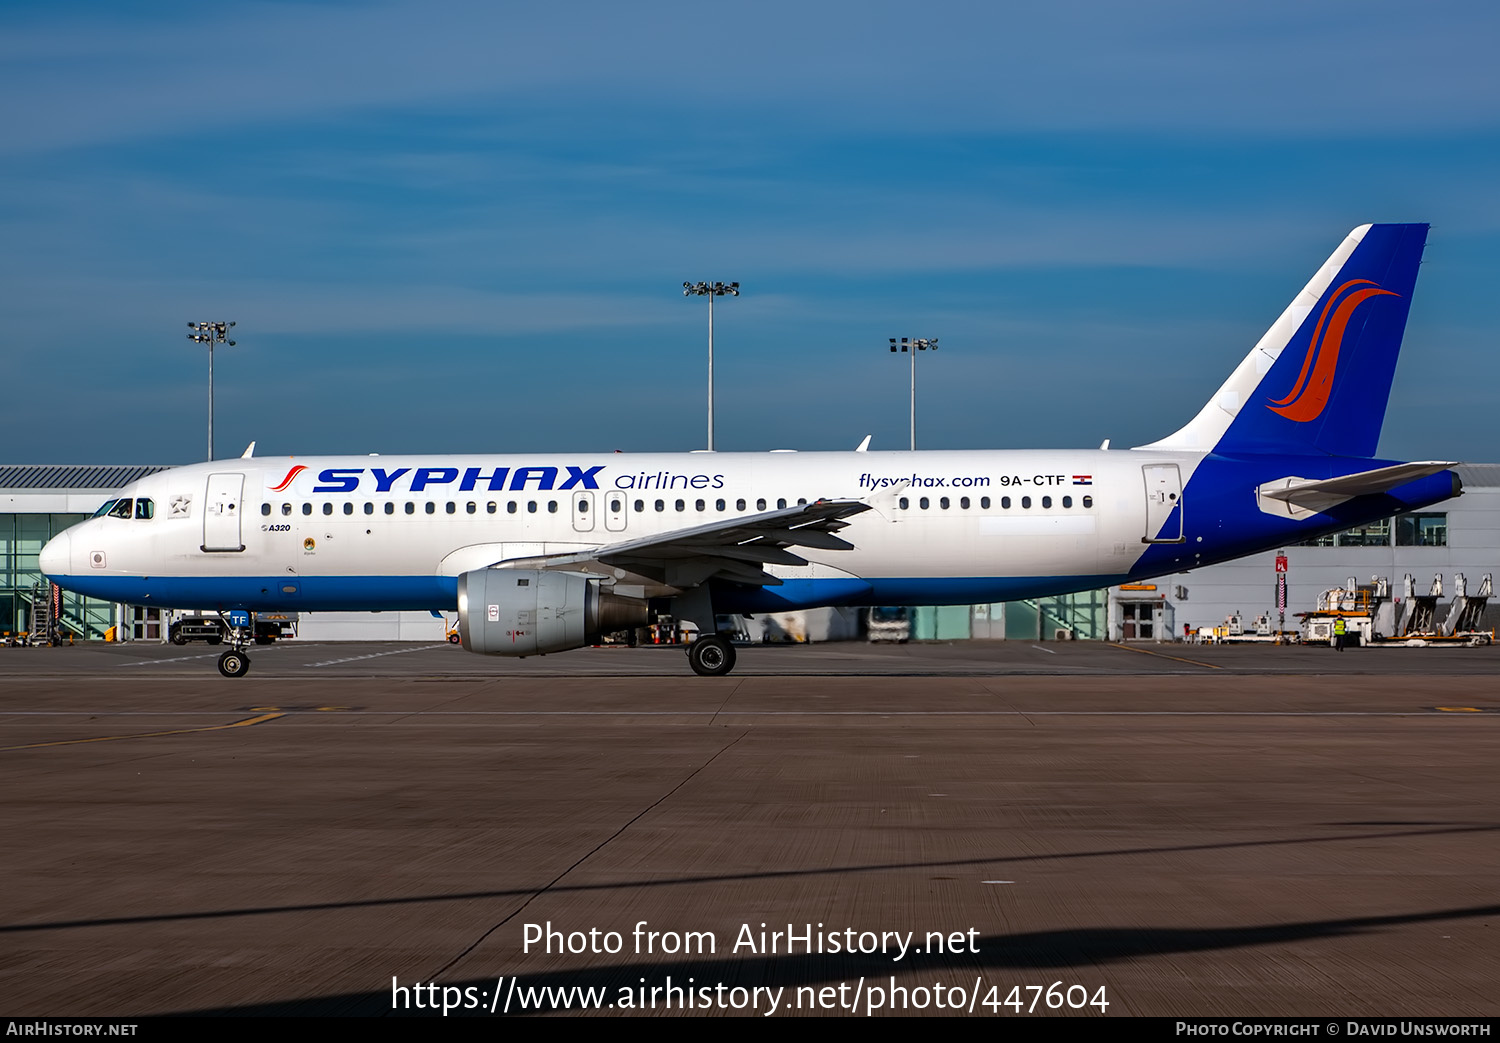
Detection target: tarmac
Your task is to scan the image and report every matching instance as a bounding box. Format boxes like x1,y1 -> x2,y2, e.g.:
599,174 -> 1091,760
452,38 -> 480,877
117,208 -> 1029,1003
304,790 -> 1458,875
2,639 -> 1497,1017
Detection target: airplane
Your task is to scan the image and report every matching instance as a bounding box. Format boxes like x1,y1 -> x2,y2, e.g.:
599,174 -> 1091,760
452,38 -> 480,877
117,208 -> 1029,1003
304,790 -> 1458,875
40,223 -> 1460,678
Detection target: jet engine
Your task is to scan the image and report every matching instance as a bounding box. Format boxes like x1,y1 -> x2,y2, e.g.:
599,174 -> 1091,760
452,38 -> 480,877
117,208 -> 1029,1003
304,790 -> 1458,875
457,568 -> 648,656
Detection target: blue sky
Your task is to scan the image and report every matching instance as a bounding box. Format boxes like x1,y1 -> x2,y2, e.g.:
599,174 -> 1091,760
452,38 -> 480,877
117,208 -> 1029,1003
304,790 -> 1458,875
4,0 -> 1498,463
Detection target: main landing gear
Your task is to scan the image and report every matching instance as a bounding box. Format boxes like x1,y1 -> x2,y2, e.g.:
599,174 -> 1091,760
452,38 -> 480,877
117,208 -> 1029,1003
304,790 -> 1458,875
687,634 -> 737,677
215,611 -> 253,678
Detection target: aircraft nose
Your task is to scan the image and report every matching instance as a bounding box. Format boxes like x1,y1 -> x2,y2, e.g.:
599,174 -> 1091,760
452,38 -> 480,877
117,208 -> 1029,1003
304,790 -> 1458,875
39,530 -> 71,578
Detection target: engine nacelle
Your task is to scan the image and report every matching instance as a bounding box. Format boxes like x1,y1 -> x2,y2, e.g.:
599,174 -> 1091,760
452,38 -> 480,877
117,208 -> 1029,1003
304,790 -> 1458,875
457,568 -> 648,656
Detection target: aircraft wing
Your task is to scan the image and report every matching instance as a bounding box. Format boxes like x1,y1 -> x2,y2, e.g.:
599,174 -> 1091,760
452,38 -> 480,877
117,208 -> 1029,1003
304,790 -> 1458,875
494,499 -> 872,589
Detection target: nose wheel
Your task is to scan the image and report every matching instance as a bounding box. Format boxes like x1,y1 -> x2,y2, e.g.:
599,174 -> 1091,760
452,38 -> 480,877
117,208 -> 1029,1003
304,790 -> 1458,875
686,635 -> 737,677
214,610 -> 255,678
217,650 -> 251,678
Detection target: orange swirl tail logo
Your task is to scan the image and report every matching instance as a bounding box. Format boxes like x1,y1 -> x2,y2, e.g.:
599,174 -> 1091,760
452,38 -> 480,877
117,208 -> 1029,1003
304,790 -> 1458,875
269,465 -> 307,492
1267,279 -> 1398,422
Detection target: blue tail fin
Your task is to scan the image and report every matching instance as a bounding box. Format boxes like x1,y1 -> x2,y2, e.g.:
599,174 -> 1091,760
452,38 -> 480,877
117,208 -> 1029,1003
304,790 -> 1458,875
1141,223 -> 1428,458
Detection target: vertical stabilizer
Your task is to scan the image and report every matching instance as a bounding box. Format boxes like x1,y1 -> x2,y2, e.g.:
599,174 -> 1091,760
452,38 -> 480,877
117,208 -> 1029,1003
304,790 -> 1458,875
1140,223 -> 1428,458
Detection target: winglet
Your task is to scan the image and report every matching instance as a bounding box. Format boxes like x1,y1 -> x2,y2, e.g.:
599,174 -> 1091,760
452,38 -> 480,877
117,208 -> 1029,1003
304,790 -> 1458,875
855,435 -> 872,452
240,441 -> 256,459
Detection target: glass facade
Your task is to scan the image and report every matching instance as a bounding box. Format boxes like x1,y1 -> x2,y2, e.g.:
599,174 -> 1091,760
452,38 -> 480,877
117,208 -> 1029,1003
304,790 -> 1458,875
1,513 -> 115,639
1300,513 -> 1446,549
1036,589 -> 1108,640
1395,512 -> 1448,547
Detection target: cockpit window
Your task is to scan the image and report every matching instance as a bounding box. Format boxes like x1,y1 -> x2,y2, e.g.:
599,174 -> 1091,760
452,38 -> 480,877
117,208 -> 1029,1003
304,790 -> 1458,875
135,498 -> 154,520
93,499 -> 118,518
107,498 -> 134,519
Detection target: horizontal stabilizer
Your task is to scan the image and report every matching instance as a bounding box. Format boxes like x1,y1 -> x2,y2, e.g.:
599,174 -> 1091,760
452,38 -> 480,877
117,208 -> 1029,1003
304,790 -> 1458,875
1256,461 -> 1457,517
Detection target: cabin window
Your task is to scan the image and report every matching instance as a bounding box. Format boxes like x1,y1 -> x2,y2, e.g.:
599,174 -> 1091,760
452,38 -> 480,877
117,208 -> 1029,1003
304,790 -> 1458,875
261,503 -> 271,516
577,498 -> 589,513
343,502 -> 354,515
777,498 -> 787,509
798,498 -> 807,505
1041,496 -> 1051,509
1021,496 -> 1032,509
981,496 -> 990,509
322,503 -> 333,516
675,499 -> 686,512
1062,495 -> 1072,508
303,503 -> 314,516
405,502 -> 415,515
527,501 -> 537,514
466,502 -> 476,514
757,498 -> 767,511
695,499 -> 705,512
487,502 -> 496,514
444,502 -> 455,514
655,499 -> 665,512
716,498 -> 726,511
364,502 -> 374,515
425,502 -> 436,515
960,497 -> 969,509
507,501 -> 517,514
282,503 -> 293,516
919,497 -> 929,510
898,497 -> 909,510
609,498 -> 622,512
385,502 -> 395,515
939,497 -> 950,510
737,499 -> 746,511
1082,495 -> 1093,508
547,500 -> 557,513
632,499 -> 643,512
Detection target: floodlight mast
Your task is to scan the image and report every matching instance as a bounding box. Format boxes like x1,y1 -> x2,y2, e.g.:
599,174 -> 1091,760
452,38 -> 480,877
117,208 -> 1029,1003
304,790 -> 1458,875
889,337 -> 937,451
187,321 -> 236,461
682,281 -> 739,451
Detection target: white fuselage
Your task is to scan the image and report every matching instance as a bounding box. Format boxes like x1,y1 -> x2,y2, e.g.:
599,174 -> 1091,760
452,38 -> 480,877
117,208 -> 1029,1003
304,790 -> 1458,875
42,448 -> 1206,612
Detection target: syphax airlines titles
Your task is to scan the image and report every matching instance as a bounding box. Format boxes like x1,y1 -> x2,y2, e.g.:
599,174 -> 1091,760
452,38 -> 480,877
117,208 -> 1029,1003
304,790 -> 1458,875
41,223 -> 1461,677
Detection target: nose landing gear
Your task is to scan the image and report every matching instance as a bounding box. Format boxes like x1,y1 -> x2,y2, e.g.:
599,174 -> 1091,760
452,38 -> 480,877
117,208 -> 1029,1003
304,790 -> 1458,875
217,650 -> 250,677
215,610 -> 254,678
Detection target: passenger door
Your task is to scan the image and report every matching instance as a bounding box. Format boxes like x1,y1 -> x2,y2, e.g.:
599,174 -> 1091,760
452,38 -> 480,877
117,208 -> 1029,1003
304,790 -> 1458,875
1142,464 -> 1184,543
202,473 -> 246,552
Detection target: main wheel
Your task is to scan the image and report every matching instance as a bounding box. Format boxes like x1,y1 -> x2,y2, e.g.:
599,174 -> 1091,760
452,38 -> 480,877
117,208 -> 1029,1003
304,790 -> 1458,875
687,635 -> 737,677
217,651 -> 251,678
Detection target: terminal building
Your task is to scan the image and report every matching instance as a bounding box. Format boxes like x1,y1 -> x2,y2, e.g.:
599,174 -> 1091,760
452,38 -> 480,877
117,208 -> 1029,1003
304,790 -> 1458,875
3,462 -> 1496,645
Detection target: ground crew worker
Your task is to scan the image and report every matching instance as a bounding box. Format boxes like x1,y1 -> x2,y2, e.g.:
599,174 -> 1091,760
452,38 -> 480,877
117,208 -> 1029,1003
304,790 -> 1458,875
1333,616 -> 1347,651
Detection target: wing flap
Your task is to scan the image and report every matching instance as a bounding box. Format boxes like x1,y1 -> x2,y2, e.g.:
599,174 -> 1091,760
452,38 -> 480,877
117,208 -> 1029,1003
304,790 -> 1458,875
489,499 -> 870,591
